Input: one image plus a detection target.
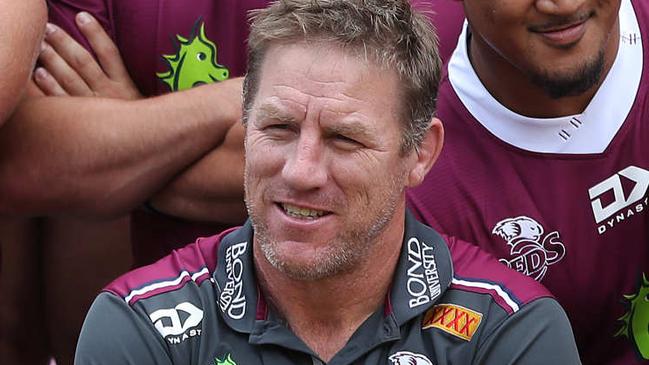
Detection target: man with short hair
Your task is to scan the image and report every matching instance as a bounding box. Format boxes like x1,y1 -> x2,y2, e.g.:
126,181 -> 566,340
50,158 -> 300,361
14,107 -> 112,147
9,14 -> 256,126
407,0 -> 649,363
75,1 -> 580,364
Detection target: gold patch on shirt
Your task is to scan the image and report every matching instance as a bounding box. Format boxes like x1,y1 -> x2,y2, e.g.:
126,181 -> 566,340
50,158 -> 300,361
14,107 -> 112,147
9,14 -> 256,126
422,303 -> 482,341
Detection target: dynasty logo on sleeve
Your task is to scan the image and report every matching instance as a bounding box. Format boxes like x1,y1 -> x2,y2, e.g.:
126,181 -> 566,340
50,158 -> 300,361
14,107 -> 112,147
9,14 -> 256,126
149,301 -> 204,344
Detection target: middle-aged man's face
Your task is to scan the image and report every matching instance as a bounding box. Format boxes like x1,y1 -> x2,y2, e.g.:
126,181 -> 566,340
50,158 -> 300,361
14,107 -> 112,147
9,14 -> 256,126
244,42 -> 420,281
464,0 -> 621,98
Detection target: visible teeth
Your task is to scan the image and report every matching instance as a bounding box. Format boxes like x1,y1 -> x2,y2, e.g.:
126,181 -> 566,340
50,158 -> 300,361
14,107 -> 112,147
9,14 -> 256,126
282,204 -> 326,219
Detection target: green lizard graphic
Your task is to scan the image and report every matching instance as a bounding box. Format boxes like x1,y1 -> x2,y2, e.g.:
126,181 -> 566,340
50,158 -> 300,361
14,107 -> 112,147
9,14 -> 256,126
616,273 -> 649,360
157,21 -> 229,91
213,353 -> 237,365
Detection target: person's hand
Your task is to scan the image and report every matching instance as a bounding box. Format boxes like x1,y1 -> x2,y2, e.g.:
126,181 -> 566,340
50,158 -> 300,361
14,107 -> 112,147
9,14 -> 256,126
34,12 -> 141,100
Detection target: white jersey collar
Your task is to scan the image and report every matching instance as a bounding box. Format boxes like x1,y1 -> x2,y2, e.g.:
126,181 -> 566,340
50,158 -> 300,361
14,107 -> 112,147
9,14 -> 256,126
448,0 -> 643,154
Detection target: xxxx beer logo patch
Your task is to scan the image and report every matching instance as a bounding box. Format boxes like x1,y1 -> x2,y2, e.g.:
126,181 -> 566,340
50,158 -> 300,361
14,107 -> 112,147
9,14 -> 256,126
423,303 -> 482,341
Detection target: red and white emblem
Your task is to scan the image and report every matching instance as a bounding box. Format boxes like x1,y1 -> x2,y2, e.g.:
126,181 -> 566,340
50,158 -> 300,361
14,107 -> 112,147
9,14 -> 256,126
388,351 -> 433,365
492,216 -> 566,281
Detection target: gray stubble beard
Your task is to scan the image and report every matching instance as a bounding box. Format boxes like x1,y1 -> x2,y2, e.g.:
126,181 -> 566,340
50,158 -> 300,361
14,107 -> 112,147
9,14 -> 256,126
245,174 -> 404,282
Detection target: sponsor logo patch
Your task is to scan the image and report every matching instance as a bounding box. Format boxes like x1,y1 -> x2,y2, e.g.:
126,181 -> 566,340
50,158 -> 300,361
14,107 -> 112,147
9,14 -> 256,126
492,216 -> 565,282
388,351 -> 433,365
406,237 -> 441,308
422,303 -> 482,341
219,241 -> 248,320
149,302 -> 203,344
588,166 -> 649,235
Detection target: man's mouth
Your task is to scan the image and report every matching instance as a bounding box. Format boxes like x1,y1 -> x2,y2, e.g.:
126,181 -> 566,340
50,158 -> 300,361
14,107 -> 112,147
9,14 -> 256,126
280,203 -> 329,220
529,11 -> 593,34
532,20 -> 585,34
531,20 -> 589,47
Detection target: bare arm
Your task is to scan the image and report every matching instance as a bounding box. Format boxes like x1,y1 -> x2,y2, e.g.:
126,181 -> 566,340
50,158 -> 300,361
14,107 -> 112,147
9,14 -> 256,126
148,122 -> 247,224
0,0 -> 47,125
28,12 -> 247,223
0,78 -> 242,218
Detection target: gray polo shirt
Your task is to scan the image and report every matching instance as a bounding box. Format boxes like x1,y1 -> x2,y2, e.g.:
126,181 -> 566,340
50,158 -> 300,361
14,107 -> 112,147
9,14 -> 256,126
75,213 -> 581,364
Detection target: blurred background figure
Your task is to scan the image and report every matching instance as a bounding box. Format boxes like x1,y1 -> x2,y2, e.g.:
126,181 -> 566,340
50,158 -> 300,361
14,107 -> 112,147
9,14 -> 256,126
1,1 -> 267,364
407,0 -> 649,363
0,0 -> 47,364
0,0 -> 466,363
0,1 -> 47,365
0,0 -> 45,125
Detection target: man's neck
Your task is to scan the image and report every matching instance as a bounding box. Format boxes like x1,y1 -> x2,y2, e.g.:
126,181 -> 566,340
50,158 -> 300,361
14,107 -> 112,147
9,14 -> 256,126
468,22 -> 620,118
253,218 -> 404,362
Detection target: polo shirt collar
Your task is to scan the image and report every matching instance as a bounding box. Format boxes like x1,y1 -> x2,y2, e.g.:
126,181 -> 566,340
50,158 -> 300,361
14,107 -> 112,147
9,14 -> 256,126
214,219 -> 259,333
388,211 -> 453,325
213,211 -> 453,334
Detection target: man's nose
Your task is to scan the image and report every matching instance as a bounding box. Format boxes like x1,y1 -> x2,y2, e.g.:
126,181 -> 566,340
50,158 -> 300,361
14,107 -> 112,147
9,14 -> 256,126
281,134 -> 328,191
535,0 -> 587,16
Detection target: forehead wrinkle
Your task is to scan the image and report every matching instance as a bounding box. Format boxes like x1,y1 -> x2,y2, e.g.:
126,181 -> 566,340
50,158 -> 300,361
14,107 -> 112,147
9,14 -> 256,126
256,103 -> 299,123
268,84 -> 372,127
273,82 -> 366,104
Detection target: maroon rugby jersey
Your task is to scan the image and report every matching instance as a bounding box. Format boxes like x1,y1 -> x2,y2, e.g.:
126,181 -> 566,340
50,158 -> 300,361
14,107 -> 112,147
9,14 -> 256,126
408,0 -> 649,363
410,0 -> 464,64
48,0 -> 271,265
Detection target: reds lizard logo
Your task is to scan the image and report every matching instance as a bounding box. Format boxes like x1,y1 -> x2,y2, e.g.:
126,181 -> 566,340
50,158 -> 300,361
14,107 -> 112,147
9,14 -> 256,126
492,216 -> 566,281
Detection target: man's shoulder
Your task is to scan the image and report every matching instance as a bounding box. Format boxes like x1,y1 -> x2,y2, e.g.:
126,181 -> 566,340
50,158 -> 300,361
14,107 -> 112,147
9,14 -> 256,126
104,226 -> 239,306
443,235 -> 553,314
415,232 -> 573,357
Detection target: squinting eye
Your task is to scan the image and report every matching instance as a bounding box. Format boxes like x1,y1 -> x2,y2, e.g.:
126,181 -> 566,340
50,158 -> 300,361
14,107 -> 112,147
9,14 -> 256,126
267,124 -> 290,130
336,134 -> 356,143
197,52 -> 207,61
262,124 -> 295,137
332,134 -> 363,149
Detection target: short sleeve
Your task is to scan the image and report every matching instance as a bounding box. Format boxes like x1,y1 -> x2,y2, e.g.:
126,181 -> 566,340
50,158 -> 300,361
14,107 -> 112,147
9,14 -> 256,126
74,292 -> 173,365
474,297 -> 582,364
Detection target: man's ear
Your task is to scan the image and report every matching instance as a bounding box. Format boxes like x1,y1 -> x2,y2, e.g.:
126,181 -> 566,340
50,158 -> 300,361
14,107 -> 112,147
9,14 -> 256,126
407,117 -> 444,187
